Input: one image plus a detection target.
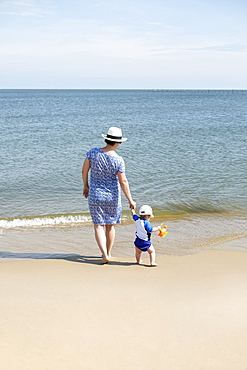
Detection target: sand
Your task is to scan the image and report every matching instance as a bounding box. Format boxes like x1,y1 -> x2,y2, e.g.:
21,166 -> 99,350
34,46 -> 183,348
1,250 -> 247,370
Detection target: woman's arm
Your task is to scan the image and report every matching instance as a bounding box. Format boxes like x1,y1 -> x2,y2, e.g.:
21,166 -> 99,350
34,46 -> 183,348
118,172 -> 136,209
82,158 -> 90,198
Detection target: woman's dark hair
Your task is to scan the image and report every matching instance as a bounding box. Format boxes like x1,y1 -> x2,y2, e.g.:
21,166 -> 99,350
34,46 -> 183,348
105,139 -> 121,146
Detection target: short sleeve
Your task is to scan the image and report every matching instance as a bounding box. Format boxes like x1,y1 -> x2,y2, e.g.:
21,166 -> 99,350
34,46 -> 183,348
86,148 -> 94,161
133,215 -> 139,222
118,156 -> 125,173
144,220 -> 153,233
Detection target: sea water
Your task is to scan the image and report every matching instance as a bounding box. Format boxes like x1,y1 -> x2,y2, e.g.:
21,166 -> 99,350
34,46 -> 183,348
0,89 -> 246,257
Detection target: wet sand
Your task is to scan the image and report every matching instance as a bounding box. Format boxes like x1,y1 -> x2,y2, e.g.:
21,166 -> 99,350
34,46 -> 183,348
1,214 -> 247,259
1,248 -> 247,369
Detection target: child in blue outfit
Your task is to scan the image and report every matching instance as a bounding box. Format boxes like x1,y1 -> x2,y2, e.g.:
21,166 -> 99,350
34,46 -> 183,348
131,205 -> 159,266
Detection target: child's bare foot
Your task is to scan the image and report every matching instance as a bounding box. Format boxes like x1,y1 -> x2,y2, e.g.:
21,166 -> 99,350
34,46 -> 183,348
136,260 -> 143,265
150,262 -> 158,267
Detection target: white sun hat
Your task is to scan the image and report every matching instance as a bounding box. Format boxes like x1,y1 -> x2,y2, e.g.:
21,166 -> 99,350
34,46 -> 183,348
101,127 -> 127,142
139,205 -> 154,217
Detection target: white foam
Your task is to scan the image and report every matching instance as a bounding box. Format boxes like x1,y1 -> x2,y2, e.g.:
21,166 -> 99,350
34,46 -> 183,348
0,214 -> 91,229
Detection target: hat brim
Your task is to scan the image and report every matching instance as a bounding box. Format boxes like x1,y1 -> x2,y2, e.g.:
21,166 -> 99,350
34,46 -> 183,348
101,134 -> 127,142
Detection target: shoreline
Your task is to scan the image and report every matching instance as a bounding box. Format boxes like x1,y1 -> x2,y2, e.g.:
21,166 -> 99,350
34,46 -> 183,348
1,213 -> 247,258
1,249 -> 247,369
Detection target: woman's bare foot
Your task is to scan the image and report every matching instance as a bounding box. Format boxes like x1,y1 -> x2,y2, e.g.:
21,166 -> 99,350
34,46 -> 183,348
136,259 -> 143,265
102,257 -> 109,264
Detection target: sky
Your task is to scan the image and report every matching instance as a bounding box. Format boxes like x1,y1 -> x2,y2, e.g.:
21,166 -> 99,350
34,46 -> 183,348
0,0 -> 247,89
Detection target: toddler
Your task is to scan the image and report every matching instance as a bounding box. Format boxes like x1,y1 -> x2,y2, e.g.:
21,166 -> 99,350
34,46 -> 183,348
131,205 -> 159,266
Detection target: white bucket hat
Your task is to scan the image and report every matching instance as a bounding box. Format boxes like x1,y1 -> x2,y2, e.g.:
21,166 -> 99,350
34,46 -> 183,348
139,205 -> 154,217
101,127 -> 127,142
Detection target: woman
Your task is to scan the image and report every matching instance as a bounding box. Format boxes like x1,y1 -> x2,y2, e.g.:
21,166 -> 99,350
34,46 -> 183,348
82,127 -> 136,264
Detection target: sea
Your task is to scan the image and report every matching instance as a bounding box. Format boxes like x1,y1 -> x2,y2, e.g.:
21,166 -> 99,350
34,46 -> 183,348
0,89 -> 246,259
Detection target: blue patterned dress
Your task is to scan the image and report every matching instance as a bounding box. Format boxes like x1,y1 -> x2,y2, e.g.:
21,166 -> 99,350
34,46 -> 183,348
86,148 -> 125,225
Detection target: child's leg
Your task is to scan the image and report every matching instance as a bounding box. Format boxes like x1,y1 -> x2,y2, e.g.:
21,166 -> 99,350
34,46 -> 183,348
135,247 -> 143,264
148,245 -> 157,266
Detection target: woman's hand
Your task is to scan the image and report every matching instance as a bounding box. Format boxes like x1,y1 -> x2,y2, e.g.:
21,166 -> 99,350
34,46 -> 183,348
129,200 -> 136,210
83,186 -> 89,198
82,158 -> 90,198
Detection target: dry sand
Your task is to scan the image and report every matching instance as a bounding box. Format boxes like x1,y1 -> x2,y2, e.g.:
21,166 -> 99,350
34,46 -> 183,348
1,249 -> 247,370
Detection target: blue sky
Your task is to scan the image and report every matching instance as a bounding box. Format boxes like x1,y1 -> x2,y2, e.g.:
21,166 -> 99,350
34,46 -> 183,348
0,0 -> 247,89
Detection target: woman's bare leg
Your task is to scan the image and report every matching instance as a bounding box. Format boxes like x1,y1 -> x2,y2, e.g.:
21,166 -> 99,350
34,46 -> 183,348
148,245 -> 157,266
135,247 -> 143,264
105,224 -> 115,259
94,225 -> 109,263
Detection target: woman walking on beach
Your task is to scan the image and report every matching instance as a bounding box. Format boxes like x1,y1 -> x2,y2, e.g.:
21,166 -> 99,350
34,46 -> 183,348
82,127 -> 136,264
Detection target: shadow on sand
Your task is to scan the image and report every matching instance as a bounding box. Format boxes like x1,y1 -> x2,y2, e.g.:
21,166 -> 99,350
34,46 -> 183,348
0,251 -> 140,266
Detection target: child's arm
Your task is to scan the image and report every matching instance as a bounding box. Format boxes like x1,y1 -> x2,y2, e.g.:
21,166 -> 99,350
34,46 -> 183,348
152,226 -> 159,232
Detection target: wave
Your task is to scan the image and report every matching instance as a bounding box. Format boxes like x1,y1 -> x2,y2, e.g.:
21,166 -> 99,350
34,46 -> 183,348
0,213 -> 92,229
0,206 -> 245,230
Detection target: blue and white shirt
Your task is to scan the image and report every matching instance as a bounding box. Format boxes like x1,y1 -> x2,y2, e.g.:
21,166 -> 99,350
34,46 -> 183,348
132,215 -> 153,241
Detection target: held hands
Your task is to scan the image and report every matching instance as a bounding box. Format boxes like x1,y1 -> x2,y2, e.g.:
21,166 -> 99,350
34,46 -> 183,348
129,200 -> 136,210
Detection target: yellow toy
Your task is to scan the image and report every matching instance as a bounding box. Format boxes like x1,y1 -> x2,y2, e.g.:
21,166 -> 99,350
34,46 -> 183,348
158,223 -> 168,238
